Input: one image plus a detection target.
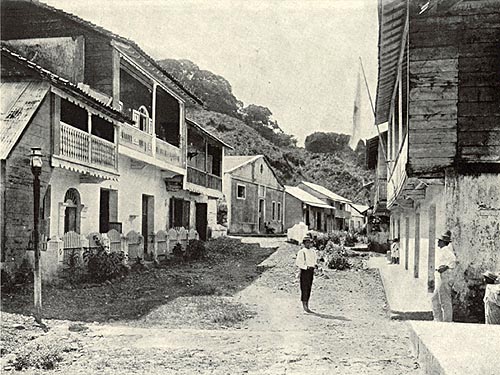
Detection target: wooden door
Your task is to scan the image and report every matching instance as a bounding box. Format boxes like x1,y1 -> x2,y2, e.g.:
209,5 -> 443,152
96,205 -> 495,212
195,203 -> 208,241
258,199 -> 265,233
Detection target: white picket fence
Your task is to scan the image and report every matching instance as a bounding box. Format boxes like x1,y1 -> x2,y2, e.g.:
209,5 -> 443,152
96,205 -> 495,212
54,227 -> 199,267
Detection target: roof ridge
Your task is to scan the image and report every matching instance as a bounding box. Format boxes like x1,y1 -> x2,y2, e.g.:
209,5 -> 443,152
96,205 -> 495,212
1,45 -> 126,120
32,1 -> 203,105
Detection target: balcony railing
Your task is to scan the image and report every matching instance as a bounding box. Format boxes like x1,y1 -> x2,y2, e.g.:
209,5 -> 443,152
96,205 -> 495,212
60,122 -> 117,169
187,166 -> 222,191
120,122 -> 153,156
387,133 -> 408,207
156,138 -> 182,165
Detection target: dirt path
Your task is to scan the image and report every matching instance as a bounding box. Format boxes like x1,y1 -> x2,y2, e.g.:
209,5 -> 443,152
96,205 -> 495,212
4,240 -> 422,374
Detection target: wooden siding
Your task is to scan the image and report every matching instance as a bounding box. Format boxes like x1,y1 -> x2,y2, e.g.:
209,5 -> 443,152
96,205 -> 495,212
1,1 -> 114,96
407,1 -> 500,174
408,14 -> 458,175
456,6 -> 500,163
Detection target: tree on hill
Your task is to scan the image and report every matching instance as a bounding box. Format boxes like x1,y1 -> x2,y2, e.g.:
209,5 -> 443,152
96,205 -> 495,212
304,132 -> 351,154
157,59 -> 242,118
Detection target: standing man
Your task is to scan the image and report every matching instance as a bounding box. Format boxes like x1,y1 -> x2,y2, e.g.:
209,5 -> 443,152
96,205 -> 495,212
391,238 -> 400,264
296,234 -> 318,313
431,230 -> 457,322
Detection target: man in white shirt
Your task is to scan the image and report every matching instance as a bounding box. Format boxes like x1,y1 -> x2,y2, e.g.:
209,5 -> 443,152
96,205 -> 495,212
296,234 -> 318,313
431,230 -> 457,322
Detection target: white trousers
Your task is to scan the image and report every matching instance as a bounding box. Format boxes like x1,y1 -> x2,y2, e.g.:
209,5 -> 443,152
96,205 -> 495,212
431,270 -> 453,322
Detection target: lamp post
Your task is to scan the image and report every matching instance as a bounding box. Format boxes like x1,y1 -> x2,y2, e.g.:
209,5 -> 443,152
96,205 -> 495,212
29,147 -> 43,324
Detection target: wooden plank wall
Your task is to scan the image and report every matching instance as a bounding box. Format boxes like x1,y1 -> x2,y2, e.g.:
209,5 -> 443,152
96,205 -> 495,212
1,1 -> 114,96
455,2 -> 500,163
408,11 -> 459,176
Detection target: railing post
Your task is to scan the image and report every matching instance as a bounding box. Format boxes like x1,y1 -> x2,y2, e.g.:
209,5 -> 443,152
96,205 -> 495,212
88,112 -> 92,164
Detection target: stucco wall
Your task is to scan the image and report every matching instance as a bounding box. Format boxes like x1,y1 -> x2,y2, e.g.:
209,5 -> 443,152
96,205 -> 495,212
445,171 -> 500,320
284,194 -> 304,230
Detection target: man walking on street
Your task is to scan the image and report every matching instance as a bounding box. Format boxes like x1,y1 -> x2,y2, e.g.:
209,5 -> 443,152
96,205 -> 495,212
431,230 -> 457,322
296,234 -> 318,313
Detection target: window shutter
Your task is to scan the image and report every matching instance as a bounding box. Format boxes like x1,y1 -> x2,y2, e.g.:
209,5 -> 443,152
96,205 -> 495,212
182,201 -> 190,228
148,118 -> 153,134
132,110 -> 140,127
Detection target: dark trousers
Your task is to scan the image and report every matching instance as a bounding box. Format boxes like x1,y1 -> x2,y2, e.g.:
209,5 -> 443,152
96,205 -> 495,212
300,268 -> 314,302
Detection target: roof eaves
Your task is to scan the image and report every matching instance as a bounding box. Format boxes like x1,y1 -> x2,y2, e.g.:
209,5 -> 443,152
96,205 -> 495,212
1,46 -> 129,123
186,118 -> 234,149
224,155 -> 262,173
35,1 -> 203,106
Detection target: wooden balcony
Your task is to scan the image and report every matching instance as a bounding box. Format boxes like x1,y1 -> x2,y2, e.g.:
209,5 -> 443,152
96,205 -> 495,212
119,122 -> 153,156
156,138 -> 182,166
387,133 -> 408,207
59,121 -> 117,171
187,166 -> 222,191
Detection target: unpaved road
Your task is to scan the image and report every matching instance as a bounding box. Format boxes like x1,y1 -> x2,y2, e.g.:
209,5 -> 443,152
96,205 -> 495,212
3,240 -> 422,374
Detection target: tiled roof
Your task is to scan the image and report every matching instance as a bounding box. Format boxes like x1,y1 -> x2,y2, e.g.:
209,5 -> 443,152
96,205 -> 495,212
31,1 -> 202,105
285,186 -> 334,210
224,155 -> 262,173
300,181 -> 352,203
1,80 -> 50,160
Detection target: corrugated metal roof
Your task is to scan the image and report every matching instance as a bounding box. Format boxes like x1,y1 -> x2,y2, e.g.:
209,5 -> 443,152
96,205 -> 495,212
375,0 -> 407,125
1,80 -> 50,159
300,181 -> 352,204
285,186 -> 334,209
224,155 -> 262,173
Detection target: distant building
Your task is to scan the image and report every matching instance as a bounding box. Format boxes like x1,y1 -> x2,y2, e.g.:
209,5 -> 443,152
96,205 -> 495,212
297,181 -> 352,231
223,155 -> 284,234
284,186 -> 334,232
348,203 -> 369,232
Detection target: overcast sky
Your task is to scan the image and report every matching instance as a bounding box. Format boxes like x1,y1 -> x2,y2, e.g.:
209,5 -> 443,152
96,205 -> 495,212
45,0 -> 379,145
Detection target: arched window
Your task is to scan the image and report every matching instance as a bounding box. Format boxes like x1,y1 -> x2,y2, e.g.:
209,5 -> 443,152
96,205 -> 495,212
64,188 -> 81,234
138,106 -> 151,133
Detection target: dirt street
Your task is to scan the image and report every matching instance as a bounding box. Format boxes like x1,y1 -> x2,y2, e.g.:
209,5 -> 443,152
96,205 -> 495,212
2,240 -> 421,374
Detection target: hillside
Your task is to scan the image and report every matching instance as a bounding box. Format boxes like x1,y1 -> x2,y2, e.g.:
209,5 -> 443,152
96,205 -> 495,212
158,59 -> 373,203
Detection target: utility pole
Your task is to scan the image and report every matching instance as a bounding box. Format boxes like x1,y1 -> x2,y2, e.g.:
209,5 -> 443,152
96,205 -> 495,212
30,147 -> 43,325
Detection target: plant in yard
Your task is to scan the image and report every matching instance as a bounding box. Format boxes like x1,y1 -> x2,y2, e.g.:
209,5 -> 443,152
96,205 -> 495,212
310,231 -> 329,250
323,240 -> 351,270
185,239 -> 206,260
328,230 -> 343,245
172,243 -> 184,259
344,231 -> 357,247
83,237 -> 127,282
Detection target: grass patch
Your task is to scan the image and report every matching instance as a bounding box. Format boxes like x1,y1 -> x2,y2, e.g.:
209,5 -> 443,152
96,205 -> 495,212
1,237 -> 276,323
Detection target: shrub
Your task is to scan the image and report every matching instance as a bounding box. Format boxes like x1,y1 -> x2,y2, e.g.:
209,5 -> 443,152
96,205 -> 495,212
323,241 -> 351,270
344,232 -> 357,247
185,239 -> 206,260
172,243 -> 184,259
328,231 -> 343,245
83,240 -> 127,282
310,231 -> 329,250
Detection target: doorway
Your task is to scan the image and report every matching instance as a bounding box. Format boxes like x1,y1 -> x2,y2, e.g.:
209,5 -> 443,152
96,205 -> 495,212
195,203 -> 208,241
258,198 -> 265,233
141,194 -> 154,259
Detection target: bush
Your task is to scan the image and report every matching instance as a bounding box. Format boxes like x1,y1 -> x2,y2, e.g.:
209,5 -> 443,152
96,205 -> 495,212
328,231 -> 343,245
83,244 -> 127,283
309,231 -> 329,251
344,232 -> 357,247
172,243 -> 184,259
323,241 -> 351,270
185,239 -> 206,260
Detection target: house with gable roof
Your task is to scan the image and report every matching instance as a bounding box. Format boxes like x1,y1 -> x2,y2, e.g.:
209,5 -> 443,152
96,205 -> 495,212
1,1 -> 232,271
298,181 -> 352,231
223,155 -> 284,234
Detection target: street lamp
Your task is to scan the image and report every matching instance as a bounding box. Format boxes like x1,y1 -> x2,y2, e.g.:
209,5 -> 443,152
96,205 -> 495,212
29,147 -> 43,324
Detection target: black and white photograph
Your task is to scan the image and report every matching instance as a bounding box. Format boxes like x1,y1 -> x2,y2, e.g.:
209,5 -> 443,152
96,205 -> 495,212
1,0 -> 499,373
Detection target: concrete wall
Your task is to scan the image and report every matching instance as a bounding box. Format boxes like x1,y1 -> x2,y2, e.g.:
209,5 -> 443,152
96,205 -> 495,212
284,194 -> 304,230
226,157 -> 284,234
445,171 -> 500,320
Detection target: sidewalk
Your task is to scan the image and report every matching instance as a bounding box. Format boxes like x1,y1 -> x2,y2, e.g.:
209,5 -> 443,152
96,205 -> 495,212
367,256 -> 433,320
368,255 -> 500,375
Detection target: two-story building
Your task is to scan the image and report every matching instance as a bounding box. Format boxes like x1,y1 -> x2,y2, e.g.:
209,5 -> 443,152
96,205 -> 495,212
298,181 -> 352,231
1,1 -> 230,265
374,0 -> 500,320
224,155 -> 284,234
1,46 -> 127,267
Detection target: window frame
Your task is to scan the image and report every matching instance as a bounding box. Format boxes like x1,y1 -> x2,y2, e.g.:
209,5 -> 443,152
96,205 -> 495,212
236,184 -> 246,200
